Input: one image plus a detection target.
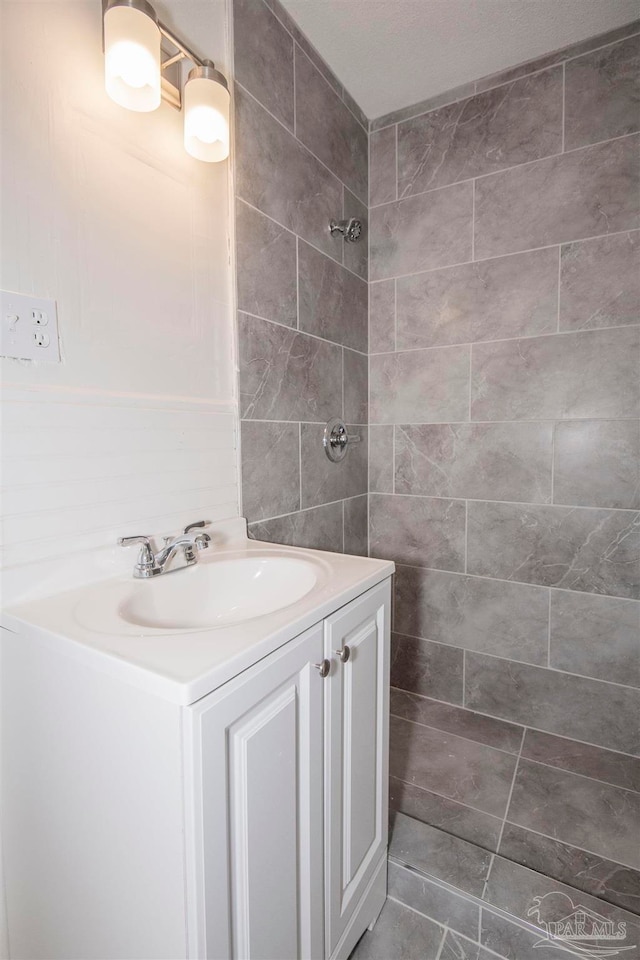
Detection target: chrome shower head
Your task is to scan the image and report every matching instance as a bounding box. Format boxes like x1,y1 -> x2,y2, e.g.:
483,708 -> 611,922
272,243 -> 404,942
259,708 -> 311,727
329,217 -> 363,243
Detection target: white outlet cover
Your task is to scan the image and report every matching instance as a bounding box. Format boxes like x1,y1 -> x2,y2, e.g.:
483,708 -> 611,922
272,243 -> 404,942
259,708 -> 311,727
1,290 -> 61,362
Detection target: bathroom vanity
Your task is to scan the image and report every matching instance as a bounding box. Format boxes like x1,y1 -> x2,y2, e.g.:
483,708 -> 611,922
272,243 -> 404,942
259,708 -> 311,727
1,522 -> 394,960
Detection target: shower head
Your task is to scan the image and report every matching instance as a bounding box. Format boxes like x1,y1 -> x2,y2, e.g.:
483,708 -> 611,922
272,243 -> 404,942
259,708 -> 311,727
329,217 -> 363,243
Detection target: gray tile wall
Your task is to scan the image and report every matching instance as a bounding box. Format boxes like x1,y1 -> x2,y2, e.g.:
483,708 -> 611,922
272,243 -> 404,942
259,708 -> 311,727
233,0 -> 369,553
369,25 -> 640,904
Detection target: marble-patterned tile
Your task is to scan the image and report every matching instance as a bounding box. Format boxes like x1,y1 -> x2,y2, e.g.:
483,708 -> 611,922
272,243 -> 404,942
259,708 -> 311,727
294,45 -> 368,203
565,35 -> 640,150
498,822 -> 640,915
396,247 -> 559,350
395,422 -> 553,504
350,897 -> 444,960
341,85 -> 368,132
300,423 -> 367,509
238,313 -> 342,422
397,68 -> 562,196
440,930 -> 501,960
474,134 -> 640,259
343,494 -> 368,557
240,420 -> 300,522
370,182 -> 473,280
370,82 -> 476,132
235,85 -> 342,258
508,758 -> 640,871
553,420 -> 640,509
388,862 -> 480,942
389,811 -> 494,896
342,187 -> 368,280
465,652 -> 640,755
471,327 -> 640,422
390,688 -> 524,753
390,635 -> 464,704
549,590 -> 640,688
521,729 -> 640,792
370,126 -> 397,206
343,348 -> 368,424
393,565 -> 550,665
369,425 -> 394,494
298,240 -> 368,352
369,494 -> 465,571
233,0 -> 294,129
236,200 -> 297,327
389,718 -> 517,818
559,231 -> 640,331
480,909 -> 583,960
370,345 -> 470,424
389,778 -> 503,852
369,280 -> 395,354
467,500 -> 640,599
248,501 -> 343,553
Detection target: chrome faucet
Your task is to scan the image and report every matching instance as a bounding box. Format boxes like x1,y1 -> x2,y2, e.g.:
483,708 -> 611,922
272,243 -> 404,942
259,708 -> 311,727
119,520 -> 211,578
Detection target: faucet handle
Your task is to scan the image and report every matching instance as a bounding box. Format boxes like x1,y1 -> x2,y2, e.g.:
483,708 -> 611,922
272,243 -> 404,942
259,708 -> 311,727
118,535 -> 155,569
118,535 -> 152,548
184,520 -> 209,535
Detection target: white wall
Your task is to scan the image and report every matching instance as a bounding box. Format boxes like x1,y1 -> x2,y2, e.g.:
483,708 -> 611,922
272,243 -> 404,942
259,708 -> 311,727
0,0 -> 240,573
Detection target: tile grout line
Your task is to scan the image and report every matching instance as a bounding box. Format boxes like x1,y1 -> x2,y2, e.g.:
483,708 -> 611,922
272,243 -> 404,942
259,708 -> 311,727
434,924 -> 448,960
547,589 -> 552,669
561,61 -> 566,153
490,727 -> 527,891
368,491 -> 639,514
471,178 -> 476,261
239,309 -> 368,356
298,422 -> 303,510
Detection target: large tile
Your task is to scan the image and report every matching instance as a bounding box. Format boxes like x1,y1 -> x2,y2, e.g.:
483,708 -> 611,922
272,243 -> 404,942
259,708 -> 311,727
390,688 -> 524,753
233,0 -> 294,129
440,930 -> 501,960
565,35 -> 640,150
471,327 -> 640,422
553,419 -> 640,509
397,68 -> 562,196
342,187 -> 368,280
394,565 -> 550,665
390,635 -> 464,704
248,501 -> 343,552
298,241 -> 368,351
370,182 -> 473,280
474,134 -> 640,259
467,500 -> 640,599
369,425 -> 394,493
371,82 -> 476,131
499,822 -> 640,915
559,231 -> 640,331
389,812 -> 493,896
236,200 -> 297,327
550,590 -> 640,688
240,420 -> 300,522
389,778 -> 502,852
343,494 -> 368,557
235,85 -> 342,258
370,126 -> 397,206
294,45 -> 368,203
465,652 -> 640,755
238,313 -> 342,422
395,422 -> 553,504
300,423 -> 367,508
350,897 -> 444,960
396,248 -> 559,350
521,729 -> 640,792
389,718 -> 517,818
370,345 -> 470,424
388,862 -> 480,942
508,758 -> 640,871
343,348 -> 368,424
369,280 -> 395,354
369,494 -> 466,571
480,909 -> 583,960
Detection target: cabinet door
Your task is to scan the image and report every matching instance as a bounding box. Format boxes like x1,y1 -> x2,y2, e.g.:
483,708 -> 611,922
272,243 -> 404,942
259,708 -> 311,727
184,624 -> 326,960
324,580 -> 391,957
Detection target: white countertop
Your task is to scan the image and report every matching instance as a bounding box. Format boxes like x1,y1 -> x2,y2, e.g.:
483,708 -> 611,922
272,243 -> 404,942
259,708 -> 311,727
1,531 -> 394,705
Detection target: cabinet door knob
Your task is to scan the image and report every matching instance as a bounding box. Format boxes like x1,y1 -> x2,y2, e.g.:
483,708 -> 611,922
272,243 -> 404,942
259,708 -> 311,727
314,659 -> 331,678
336,645 -> 351,663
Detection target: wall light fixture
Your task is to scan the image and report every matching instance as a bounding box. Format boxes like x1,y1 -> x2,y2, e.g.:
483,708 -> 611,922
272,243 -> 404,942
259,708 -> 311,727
103,0 -> 230,162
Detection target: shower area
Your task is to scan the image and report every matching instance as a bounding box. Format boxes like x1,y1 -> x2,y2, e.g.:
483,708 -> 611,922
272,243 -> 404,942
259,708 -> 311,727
233,1 -> 640,955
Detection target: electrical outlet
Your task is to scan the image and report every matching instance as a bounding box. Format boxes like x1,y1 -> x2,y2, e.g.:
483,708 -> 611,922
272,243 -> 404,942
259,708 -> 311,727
1,290 -> 61,361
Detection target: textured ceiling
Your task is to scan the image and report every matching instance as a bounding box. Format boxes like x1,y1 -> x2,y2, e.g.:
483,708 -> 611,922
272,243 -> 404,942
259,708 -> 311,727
279,0 -> 639,120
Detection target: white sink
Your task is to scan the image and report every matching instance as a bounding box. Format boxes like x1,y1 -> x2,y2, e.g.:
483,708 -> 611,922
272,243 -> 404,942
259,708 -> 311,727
74,552 -> 328,636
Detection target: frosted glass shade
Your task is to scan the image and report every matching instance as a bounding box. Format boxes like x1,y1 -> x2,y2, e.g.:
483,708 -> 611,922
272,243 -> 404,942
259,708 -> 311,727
184,70 -> 230,163
104,2 -> 161,112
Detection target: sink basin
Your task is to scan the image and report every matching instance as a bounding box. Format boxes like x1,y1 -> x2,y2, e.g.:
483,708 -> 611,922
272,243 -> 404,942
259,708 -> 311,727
74,552 -> 327,636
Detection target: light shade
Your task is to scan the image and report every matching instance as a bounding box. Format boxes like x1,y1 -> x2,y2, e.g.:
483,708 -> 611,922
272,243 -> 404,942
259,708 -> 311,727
104,0 -> 161,112
184,63 -> 230,163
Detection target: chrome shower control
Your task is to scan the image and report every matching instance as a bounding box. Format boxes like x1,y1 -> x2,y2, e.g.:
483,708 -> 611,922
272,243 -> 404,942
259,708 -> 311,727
323,417 -> 361,462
